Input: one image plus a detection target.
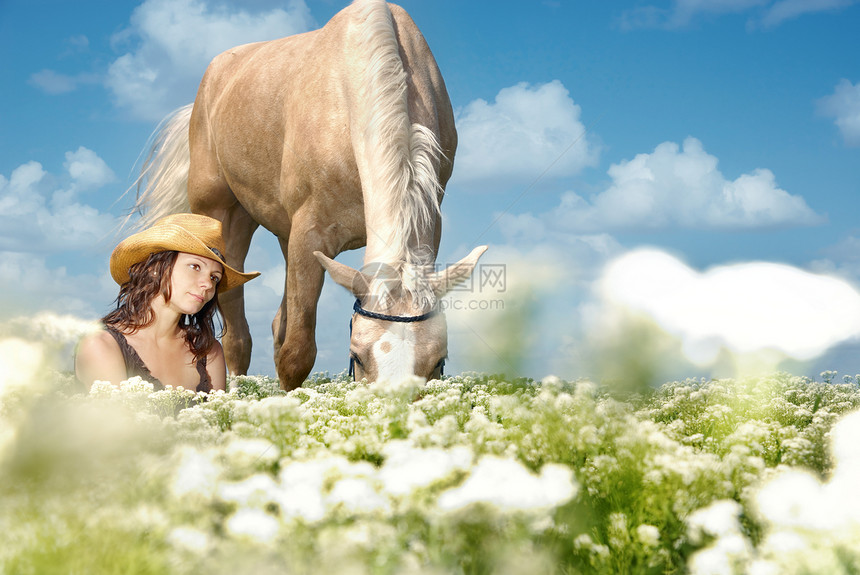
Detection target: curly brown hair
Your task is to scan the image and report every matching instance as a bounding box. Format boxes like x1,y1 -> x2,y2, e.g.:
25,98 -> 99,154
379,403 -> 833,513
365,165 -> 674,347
102,250 -> 221,392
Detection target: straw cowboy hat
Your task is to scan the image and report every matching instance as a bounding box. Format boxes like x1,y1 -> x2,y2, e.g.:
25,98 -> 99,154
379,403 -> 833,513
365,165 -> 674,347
110,213 -> 260,293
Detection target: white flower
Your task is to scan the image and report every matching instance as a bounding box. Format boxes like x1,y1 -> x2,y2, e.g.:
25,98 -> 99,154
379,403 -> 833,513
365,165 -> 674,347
275,456 -> 376,522
218,474 -> 280,508
830,409 -> 860,475
574,380 -> 598,399
540,375 -> 563,387
747,560 -> 781,575
225,508 -> 279,544
591,544 -> 610,558
222,438 -> 280,468
169,526 -> 211,554
755,470 -> 833,530
437,456 -> 577,513
0,338 -> 43,394
89,380 -> 119,396
687,500 -> 743,541
636,524 -> 661,547
368,375 -> 426,397
119,376 -> 155,394
688,534 -> 751,575
573,533 -> 594,550
761,530 -> 808,554
328,477 -> 388,513
405,408 -> 429,431
171,447 -> 220,501
377,441 -> 473,496
275,460 -> 334,522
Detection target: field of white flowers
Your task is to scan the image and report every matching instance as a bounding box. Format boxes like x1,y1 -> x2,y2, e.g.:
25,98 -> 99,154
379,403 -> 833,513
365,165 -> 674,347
1,363 -> 860,574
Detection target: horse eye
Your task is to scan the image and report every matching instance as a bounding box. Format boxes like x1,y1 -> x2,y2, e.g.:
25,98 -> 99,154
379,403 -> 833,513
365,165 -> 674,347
351,353 -> 363,367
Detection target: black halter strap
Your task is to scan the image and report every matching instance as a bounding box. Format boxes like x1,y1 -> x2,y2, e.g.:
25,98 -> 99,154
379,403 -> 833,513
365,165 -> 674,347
352,298 -> 438,323
347,298 -> 442,379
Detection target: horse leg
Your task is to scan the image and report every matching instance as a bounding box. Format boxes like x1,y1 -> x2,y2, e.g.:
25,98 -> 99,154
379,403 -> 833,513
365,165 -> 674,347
272,235 -> 290,356
188,199 -> 258,375
275,218 -> 328,391
216,207 -> 259,374
187,104 -> 259,374
188,183 -> 259,375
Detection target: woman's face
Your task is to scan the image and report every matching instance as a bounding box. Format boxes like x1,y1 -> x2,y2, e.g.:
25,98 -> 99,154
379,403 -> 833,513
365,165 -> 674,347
168,252 -> 224,314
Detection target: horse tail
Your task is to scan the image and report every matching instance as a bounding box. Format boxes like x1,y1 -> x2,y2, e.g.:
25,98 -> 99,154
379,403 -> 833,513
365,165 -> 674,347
130,103 -> 193,229
354,0 -> 443,265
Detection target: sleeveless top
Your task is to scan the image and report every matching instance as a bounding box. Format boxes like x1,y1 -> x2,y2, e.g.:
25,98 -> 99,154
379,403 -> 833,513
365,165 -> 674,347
104,325 -> 210,392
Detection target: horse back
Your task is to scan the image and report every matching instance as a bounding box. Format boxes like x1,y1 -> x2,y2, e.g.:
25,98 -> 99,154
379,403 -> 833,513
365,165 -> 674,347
188,1 -> 455,248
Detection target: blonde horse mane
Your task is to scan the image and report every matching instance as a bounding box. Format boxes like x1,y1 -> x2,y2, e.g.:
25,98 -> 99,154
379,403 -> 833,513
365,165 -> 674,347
130,104 -> 193,229
354,0 -> 443,272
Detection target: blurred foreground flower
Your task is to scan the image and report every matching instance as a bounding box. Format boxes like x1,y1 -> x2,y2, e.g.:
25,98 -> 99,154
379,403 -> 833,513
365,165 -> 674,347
0,338 -> 43,396
437,455 -> 577,513
689,409 -> 860,574
2,367 -> 859,574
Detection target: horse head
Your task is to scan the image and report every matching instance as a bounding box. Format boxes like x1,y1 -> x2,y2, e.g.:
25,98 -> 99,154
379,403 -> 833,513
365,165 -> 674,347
315,246 -> 487,383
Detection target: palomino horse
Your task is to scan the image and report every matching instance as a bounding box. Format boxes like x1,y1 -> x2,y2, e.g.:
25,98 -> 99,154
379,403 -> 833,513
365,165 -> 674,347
133,0 -> 486,389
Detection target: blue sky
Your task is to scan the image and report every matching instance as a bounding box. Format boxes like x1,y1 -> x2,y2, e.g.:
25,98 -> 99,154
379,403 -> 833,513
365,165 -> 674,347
1,0 -> 860,381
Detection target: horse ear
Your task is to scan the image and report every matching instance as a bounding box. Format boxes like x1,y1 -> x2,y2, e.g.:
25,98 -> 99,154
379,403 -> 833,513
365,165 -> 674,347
426,245 -> 488,298
313,252 -> 372,298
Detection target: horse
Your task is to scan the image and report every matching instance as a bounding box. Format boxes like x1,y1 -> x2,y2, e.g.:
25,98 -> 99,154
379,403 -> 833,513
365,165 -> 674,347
132,0 -> 486,390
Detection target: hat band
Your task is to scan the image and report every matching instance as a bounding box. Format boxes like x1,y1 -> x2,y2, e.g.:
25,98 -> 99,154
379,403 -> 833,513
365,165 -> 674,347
209,247 -> 225,262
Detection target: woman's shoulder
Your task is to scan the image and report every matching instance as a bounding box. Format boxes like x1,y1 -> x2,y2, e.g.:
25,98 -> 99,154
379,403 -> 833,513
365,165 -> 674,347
75,327 -> 128,388
78,328 -> 123,355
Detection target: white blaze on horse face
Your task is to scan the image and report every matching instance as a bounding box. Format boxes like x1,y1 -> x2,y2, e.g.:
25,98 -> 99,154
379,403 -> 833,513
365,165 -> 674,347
372,323 -> 416,382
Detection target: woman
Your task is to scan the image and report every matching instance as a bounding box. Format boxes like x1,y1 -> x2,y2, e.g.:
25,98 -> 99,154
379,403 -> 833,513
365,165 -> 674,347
75,213 -> 260,392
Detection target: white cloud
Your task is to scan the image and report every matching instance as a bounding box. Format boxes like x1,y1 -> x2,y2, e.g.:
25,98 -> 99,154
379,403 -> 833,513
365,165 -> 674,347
810,234 -> 860,284
620,0 -> 766,29
760,0 -> 858,27
502,137 -> 822,232
818,235 -> 860,264
673,0 -> 769,25
442,233 -> 622,379
66,35 -> 90,51
817,79 -> 860,147
597,248 -> 860,365
0,161 -> 46,216
64,147 -> 116,190
29,70 -> 101,95
619,0 -> 857,29
0,252 -> 114,321
0,150 -> 118,253
106,0 -> 314,121
29,70 -> 77,95
451,81 -> 600,187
